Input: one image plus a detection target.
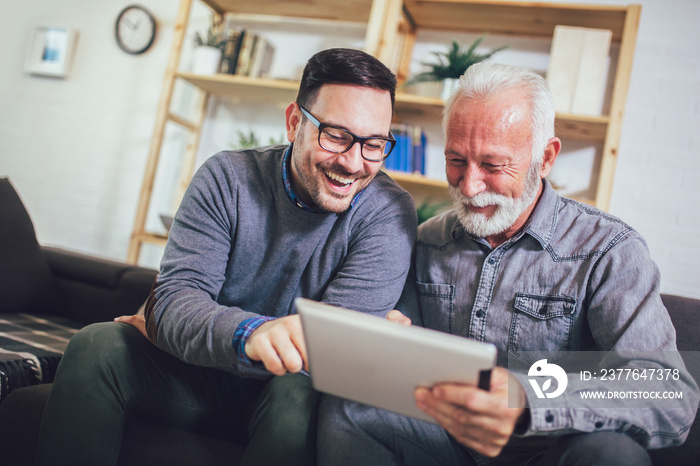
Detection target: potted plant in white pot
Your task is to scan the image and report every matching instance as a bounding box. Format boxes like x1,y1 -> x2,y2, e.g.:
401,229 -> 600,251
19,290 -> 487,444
408,36 -> 507,100
192,20 -> 225,75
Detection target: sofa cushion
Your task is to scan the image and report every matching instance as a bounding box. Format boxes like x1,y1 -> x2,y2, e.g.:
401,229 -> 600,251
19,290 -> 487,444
0,178 -> 63,314
0,313 -> 82,403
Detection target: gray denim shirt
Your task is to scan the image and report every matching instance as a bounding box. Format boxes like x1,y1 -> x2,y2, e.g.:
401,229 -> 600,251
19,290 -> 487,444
399,179 -> 698,449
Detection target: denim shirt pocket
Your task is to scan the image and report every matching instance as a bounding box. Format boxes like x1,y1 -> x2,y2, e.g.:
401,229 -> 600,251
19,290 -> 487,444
509,293 -> 577,365
416,282 -> 455,334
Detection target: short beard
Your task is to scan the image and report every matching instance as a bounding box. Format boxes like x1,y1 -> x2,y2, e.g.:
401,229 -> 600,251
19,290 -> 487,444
450,161 -> 542,238
291,134 -> 371,213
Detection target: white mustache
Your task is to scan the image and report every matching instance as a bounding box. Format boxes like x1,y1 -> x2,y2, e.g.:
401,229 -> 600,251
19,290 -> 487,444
457,190 -> 512,209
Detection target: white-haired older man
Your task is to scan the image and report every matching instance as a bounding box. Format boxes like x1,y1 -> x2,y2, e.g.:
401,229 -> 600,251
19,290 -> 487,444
318,62 -> 698,466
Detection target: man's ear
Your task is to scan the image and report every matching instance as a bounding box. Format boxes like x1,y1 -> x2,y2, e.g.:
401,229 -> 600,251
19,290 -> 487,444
539,137 -> 561,178
285,102 -> 302,143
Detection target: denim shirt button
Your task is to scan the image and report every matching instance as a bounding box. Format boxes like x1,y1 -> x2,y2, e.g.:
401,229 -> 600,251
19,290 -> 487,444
595,421 -> 604,429
475,309 -> 484,318
545,411 -> 554,423
488,257 -> 496,265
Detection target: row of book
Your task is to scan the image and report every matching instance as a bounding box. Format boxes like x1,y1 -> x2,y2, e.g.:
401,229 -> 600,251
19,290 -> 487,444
384,124 -> 427,175
218,28 -> 275,78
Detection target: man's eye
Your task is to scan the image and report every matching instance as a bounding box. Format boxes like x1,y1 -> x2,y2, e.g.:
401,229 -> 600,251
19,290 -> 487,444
483,163 -> 504,171
364,141 -> 385,152
323,129 -> 349,142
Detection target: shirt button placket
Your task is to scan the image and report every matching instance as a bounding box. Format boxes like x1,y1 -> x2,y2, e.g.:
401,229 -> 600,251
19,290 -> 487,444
469,252 -> 500,339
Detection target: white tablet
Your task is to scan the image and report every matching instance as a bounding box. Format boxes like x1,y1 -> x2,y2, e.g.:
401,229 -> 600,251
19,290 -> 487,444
296,298 -> 497,423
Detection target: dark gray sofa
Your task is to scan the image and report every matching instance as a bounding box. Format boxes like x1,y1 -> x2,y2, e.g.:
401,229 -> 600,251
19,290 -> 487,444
0,177 -> 247,465
0,176 -> 697,465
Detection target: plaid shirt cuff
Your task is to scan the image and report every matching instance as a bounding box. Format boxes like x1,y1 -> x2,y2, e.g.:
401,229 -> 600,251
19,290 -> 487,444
232,316 -> 276,366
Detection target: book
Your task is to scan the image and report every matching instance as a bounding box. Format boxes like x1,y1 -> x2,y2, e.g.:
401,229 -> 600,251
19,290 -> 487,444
386,124 -> 426,174
412,125 -> 426,175
248,35 -> 275,78
235,30 -> 256,76
219,28 -> 243,74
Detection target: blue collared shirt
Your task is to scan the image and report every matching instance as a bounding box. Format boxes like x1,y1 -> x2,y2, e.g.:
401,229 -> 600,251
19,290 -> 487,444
399,179 -> 699,449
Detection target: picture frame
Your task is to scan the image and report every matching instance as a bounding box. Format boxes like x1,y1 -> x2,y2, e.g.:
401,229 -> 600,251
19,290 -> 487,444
25,27 -> 78,78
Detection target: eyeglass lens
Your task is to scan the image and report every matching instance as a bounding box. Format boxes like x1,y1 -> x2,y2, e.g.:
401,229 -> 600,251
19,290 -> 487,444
319,127 -> 391,161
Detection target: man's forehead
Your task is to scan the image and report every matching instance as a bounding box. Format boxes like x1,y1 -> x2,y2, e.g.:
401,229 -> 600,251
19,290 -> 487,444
312,84 -> 393,133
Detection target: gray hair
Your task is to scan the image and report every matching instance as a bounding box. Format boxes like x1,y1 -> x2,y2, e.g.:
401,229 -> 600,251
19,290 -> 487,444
442,62 -> 556,166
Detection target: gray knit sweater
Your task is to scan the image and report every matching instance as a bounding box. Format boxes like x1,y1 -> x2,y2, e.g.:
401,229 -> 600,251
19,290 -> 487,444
151,146 -> 417,378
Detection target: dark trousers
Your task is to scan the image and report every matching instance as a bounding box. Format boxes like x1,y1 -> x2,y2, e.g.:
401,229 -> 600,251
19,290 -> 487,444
35,322 -> 319,466
318,396 -> 651,466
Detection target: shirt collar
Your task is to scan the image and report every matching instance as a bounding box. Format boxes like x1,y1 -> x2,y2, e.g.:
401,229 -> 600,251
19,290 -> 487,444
281,144 -> 364,214
522,178 -> 560,249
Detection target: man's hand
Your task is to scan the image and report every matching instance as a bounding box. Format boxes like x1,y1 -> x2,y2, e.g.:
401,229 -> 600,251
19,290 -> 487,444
387,310 -> 411,326
245,314 -> 307,376
114,314 -> 149,340
415,366 -> 526,458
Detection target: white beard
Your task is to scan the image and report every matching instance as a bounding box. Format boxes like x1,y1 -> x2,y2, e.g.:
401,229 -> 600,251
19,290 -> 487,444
450,163 -> 541,238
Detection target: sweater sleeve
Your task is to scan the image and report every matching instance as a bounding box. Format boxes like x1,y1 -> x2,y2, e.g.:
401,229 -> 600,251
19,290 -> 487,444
150,154 -> 260,369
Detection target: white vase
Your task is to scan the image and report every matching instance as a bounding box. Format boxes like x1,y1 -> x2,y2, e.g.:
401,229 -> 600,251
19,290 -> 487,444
192,46 -> 222,75
441,78 -> 460,101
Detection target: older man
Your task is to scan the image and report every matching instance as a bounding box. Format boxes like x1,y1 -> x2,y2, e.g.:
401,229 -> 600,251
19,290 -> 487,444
318,62 -> 698,466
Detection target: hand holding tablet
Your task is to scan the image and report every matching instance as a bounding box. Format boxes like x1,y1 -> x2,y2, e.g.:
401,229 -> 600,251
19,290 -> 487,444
296,298 -> 497,423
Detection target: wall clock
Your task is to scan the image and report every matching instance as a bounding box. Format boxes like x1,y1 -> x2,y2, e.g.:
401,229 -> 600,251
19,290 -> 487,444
115,5 -> 157,55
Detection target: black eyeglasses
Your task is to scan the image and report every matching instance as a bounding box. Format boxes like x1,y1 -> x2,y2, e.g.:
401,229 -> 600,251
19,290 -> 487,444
299,106 -> 396,162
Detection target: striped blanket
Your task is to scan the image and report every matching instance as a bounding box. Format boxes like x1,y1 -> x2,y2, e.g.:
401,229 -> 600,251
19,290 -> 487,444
0,313 -> 82,403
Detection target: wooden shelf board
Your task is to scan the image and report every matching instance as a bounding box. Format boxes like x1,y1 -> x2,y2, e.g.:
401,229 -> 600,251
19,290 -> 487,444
178,73 -> 610,142
202,0 -> 376,23
403,1 -> 629,40
386,170 -> 452,204
556,113 -> 609,142
386,170 -> 448,188
178,73 -> 299,104
395,92 -> 444,114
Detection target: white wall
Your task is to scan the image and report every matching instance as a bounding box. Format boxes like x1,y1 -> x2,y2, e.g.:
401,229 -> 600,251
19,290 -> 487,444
0,0 -> 177,265
1,0 -> 698,299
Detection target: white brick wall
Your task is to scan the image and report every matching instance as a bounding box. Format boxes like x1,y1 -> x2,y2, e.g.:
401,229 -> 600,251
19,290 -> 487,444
607,0 -> 700,298
1,0 -> 698,298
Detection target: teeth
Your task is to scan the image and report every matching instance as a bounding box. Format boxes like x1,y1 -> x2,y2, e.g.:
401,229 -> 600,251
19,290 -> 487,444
324,170 -> 354,186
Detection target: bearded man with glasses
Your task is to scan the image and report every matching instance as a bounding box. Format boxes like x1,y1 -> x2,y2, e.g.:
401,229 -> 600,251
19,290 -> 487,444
36,48 -> 417,466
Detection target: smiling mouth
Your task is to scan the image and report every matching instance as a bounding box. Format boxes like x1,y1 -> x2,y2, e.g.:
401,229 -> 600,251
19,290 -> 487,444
324,170 -> 356,189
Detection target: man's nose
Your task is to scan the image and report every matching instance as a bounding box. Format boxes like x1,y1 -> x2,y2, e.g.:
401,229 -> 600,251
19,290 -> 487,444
336,141 -> 365,173
461,164 -> 486,198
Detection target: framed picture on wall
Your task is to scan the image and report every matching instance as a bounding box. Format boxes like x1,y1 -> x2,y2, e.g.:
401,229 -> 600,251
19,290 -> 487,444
25,27 -> 78,78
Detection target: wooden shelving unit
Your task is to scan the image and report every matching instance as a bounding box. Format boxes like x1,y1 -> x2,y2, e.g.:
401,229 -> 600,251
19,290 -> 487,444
127,0 -> 640,264
393,0 -> 641,211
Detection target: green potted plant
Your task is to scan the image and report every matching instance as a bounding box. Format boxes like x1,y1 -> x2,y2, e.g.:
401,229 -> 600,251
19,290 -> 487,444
408,36 -> 507,99
192,18 -> 225,75
416,199 -> 452,225
231,130 -> 286,150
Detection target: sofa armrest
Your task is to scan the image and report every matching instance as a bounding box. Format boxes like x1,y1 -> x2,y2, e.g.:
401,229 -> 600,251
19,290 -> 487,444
42,246 -> 157,325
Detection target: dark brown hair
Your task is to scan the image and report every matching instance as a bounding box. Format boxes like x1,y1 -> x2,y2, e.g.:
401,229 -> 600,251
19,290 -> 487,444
296,48 -> 396,112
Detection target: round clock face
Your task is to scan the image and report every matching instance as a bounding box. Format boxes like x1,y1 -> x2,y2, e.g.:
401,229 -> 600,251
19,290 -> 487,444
115,5 -> 156,55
